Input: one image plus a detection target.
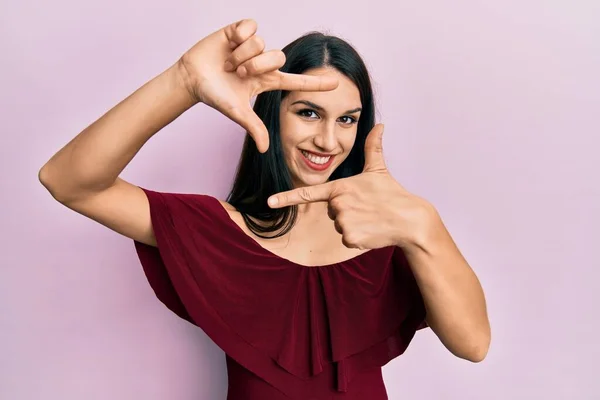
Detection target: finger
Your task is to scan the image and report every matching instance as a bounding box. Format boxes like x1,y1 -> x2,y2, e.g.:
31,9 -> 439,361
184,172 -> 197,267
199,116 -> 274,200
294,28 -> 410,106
333,219 -> 343,235
226,104 -> 270,153
268,182 -> 335,208
236,50 -> 286,77
262,71 -> 339,92
224,35 -> 266,72
327,202 -> 337,220
224,19 -> 257,49
363,123 -> 387,172
341,235 -> 359,249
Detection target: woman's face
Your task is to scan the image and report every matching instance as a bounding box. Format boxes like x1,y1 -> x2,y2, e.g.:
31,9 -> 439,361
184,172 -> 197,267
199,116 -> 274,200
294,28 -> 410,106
279,67 -> 362,189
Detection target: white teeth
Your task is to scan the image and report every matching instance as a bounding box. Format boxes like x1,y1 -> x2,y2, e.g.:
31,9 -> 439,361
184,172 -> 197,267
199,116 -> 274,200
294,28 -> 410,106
302,150 -> 331,165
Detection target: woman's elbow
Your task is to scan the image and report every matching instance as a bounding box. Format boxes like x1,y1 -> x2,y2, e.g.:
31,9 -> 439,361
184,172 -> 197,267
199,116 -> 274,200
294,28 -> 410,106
463,332 -> 491,363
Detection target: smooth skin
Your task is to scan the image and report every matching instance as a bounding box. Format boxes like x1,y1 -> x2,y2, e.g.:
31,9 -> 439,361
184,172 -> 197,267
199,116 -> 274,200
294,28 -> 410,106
40,18 -> 490,363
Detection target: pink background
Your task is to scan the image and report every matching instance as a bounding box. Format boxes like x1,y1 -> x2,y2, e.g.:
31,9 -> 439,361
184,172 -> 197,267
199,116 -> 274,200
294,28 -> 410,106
2,0 -> 599,399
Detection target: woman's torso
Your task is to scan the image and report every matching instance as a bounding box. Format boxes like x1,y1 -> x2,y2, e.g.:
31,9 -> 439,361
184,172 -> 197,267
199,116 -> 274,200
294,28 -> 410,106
220,200 -> 390,398
133,190 -> 426,399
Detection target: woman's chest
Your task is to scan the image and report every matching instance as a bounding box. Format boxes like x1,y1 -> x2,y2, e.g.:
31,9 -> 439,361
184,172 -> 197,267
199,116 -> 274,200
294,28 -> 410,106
227,208 -> 367,267
264,237 -> 366,267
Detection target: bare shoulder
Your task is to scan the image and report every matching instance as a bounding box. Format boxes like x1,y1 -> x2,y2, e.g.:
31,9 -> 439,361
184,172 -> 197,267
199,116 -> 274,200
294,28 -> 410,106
217,199 -> 238,213
215,199 -> 246,228
214,199 -> 262,239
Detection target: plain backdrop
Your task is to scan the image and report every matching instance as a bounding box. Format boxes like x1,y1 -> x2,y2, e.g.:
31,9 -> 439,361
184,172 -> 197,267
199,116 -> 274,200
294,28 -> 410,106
1,0 -> 599,399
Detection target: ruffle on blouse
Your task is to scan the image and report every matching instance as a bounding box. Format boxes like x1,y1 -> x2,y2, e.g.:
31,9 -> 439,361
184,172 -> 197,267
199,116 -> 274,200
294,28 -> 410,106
134,188 -> 427,399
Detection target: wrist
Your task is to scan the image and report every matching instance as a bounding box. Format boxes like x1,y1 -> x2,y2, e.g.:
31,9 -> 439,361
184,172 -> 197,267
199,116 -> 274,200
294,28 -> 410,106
398,201 -> 444,255
171,58 -> 202,107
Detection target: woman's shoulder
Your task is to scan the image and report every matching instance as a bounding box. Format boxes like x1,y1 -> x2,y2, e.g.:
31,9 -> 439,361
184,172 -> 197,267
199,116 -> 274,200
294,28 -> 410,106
184,194 -> 241,227
142,188 -> 238,224
214,199 -> 252,235
213,198 -> 242,222
216,198 -> 237,213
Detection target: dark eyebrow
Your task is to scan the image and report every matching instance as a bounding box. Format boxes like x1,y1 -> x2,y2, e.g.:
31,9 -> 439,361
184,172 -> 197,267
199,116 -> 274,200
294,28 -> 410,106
291,100 -> 362,115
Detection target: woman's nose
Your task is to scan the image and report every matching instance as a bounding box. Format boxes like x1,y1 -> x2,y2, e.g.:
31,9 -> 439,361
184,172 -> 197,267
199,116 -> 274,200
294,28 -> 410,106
313,121 -> 337,151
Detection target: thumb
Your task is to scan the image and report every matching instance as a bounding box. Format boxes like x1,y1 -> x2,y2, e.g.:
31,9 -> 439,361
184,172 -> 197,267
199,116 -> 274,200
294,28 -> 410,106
363,123 -> 386,172
227,105 -> 270,153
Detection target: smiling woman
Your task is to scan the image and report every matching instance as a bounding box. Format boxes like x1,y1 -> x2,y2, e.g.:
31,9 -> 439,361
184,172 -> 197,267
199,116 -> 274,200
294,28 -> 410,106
39,17 -> 489,400
283,83 -> 362,178
227,32 -> 376,239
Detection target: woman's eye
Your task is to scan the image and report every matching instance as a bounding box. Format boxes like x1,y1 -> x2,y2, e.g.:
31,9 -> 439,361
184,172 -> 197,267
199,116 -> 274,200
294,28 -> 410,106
339,116 -> 357,125
298,109 -> 319,119
297,110 -> 357,125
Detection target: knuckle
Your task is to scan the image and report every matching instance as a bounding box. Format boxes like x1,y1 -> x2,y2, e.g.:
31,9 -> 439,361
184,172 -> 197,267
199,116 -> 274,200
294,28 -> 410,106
244,59 -> 258,74
329,197 -> 344,211
342,231 -> 361,248
229,51 -> 241,65
299,187 -> 312,201
327,205 -> 336,220
342,235 -> 357,249
228,105 -> 243,120
300,76 -> 307,91
334,220 -> 343,234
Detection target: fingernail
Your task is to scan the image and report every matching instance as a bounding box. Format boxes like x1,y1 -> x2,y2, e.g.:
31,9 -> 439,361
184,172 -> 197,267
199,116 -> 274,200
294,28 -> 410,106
224,61 -> 233,71
237,66 -> 247,77
268,197 -> 279,207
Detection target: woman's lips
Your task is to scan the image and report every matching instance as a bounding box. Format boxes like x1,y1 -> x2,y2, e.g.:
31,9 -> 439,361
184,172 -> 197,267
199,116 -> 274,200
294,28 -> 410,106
299,149 -> 335,171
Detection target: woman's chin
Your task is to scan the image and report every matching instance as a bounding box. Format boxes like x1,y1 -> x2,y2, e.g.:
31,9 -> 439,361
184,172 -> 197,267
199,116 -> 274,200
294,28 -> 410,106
290,160 -> 338,188
292,173 -> 331,189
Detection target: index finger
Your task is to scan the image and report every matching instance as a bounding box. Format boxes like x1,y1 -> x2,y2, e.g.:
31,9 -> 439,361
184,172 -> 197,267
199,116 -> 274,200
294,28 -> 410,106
271,71 -> 339,92
268,182 -> 335,208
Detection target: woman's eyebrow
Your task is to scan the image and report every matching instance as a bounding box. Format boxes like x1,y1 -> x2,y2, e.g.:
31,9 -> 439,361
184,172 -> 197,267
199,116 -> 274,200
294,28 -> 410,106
291,100 -> 362,115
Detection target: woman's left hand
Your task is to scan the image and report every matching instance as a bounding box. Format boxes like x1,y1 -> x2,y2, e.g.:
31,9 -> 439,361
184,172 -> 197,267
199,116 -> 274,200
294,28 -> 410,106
267,124 -> 440,250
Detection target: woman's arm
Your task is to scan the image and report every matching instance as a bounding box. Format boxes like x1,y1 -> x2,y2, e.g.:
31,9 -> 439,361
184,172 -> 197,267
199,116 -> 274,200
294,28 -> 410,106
264,125 -> 491,361
39,19 -> 337,248
402,209 -> 491,362
39,62 -> 195,246
39,62 -> 194,202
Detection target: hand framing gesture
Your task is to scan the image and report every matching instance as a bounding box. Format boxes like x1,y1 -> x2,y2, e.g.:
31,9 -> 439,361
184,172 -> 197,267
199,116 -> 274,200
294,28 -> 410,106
179,19 -> 340,152
268,124 -> 438,250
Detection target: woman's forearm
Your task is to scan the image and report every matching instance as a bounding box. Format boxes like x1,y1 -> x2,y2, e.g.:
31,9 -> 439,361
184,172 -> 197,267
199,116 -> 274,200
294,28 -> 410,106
403,213 -> 491,362
39,61 -> 197,203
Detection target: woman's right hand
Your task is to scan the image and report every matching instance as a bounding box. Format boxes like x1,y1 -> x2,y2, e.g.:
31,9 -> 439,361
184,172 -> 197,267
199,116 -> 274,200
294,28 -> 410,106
177,19 -> 339,153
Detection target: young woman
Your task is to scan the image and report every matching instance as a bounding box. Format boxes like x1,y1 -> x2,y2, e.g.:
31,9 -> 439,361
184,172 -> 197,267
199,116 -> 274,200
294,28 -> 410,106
39,18 -> 490,400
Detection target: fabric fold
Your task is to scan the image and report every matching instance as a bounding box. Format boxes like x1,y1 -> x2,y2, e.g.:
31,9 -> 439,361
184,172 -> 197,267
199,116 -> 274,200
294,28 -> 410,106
133,188 -> 427,399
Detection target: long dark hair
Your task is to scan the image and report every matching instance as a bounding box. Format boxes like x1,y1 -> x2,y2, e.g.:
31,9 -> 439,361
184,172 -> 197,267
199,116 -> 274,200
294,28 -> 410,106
226,32 -> 376,238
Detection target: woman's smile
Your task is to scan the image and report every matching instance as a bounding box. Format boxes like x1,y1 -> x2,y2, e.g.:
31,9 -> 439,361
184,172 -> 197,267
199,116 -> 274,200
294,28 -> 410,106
299,149 -> 336,171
